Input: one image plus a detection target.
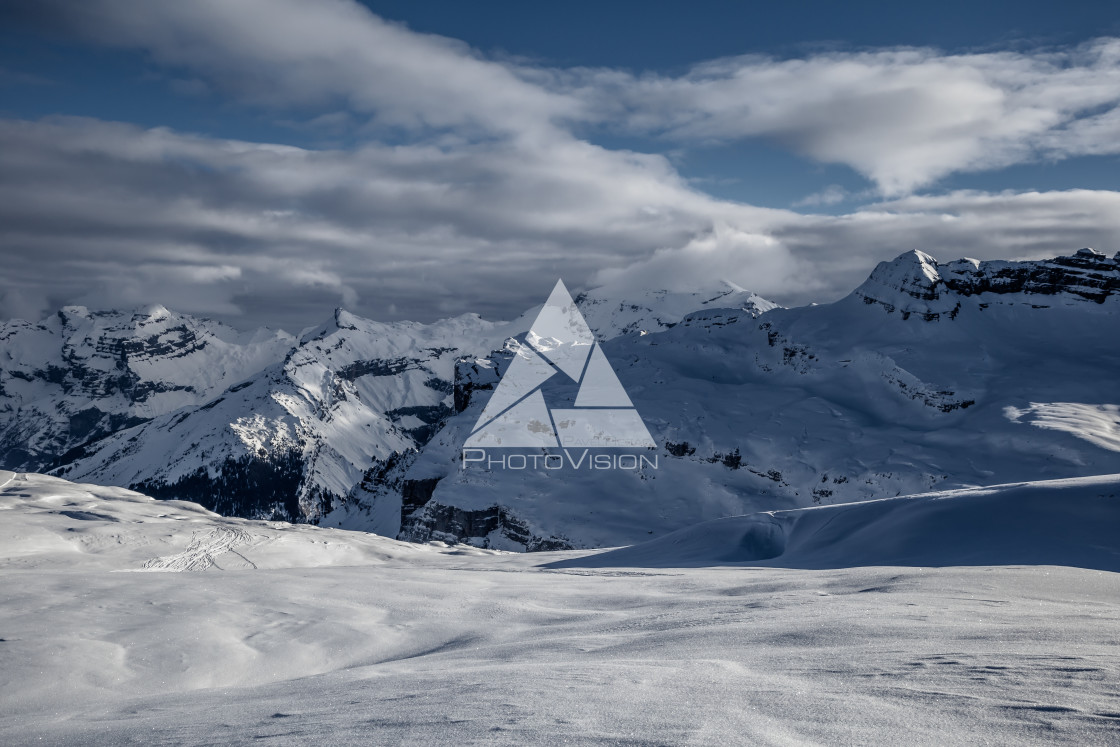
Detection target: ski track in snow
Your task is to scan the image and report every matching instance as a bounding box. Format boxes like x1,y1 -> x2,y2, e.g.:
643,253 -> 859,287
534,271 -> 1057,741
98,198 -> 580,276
140,526 -> 256,572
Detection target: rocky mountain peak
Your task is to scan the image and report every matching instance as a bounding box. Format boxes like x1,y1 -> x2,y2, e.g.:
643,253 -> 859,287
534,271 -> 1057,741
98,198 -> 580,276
136,304 -> 171,320
854,247 -> 1120,320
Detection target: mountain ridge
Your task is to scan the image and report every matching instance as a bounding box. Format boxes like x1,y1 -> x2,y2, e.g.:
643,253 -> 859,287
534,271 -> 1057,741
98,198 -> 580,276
4,280 -> 770,523
4,249 -> 1119,549
855,247 -> 1120,320
381,247 -> 1120,549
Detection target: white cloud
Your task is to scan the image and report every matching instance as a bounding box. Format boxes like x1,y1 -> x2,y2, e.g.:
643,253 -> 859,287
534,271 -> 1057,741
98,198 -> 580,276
581,40 -> 1120,194
39,1 -> 1120,195
592,223 -> 812,301
768,189 -> 1120,297
0,117 -> 780,328
52,0 -> 578,140
793,185 -> 851,208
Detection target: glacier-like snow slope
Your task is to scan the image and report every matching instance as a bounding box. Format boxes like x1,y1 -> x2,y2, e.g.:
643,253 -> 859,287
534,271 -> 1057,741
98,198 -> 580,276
1,472 -> 1118,745
0,305 -> 293,471
388,248 -> 1120,550
549,474 -> 1120,571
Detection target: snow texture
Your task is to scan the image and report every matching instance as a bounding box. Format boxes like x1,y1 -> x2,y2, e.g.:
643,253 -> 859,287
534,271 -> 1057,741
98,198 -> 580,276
551,474 -> 1120,571
1,472 -> 1118,745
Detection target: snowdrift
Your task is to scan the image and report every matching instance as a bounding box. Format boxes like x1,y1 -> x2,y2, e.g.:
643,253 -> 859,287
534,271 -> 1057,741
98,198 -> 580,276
0,470 -> 498,573
547,474 -> 1120,572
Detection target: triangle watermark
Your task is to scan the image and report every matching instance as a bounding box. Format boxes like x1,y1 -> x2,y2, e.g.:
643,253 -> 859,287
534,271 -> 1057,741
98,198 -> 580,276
464,279 -> 656,449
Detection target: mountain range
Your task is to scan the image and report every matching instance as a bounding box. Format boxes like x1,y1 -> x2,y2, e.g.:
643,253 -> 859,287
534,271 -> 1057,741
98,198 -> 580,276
2,248 -> 1118,550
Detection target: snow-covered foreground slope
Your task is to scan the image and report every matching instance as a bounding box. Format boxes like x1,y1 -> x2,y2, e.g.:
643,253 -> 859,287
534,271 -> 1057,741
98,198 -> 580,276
2,472 -> 1118,745
551,474 -> 1120,571
0,470 -> 479,573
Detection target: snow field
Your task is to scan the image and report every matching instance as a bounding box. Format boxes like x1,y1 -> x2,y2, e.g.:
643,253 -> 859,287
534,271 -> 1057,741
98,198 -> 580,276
1,473 -> 1118,744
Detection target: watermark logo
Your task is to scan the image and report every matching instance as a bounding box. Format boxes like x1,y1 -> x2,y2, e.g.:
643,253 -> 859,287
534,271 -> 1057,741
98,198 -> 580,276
462,280 -> 656,470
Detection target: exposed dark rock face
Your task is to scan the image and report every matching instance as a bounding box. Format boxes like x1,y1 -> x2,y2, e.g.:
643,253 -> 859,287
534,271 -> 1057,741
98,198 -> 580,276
940,248 -> 1120,302
336,357 -> 415,381
131,451 -> 310,522
386,405 -> 455,443
665,441 -> 696,457
400,500 -> 573,551
453,351 -> 512,414
401,477 -> 443,516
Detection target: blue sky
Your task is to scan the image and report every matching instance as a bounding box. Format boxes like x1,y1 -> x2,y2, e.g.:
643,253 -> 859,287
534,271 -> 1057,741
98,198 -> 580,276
1,1 -> 1118,329
354,1 -> 1120,66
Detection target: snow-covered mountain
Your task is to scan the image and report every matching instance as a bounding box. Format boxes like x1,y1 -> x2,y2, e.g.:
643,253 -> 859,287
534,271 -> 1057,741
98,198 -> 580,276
0,305 -> 292,472
5,249 -> 1119,548
45,310 -> 517,520
854,247 -> 1120,318
13,284 -> 764,521
379,248 -> 1120,550
574,279 -> 778,336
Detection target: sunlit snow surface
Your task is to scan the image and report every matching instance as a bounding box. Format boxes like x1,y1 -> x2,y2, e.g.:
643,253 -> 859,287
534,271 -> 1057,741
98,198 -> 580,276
1,470 -> 1119,745
1005,403 -> 1120,453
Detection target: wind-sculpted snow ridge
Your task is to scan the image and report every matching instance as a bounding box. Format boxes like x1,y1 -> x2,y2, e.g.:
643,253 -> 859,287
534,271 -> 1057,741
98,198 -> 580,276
0,471 -> 495,573
548,473 -> 1120,571
2,472 -> 1120,745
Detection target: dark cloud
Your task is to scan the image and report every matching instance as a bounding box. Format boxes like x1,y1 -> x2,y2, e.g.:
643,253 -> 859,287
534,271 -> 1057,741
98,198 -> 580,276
0,117 -> 778,329
3,117 -> 1116,331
